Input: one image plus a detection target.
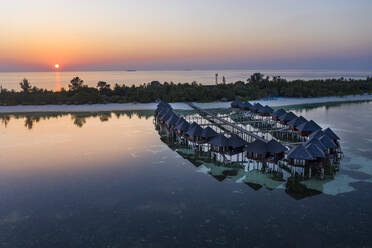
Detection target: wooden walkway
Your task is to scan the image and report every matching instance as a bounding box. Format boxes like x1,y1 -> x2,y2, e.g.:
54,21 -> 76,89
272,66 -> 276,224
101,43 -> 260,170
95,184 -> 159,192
187,103 -> 267,143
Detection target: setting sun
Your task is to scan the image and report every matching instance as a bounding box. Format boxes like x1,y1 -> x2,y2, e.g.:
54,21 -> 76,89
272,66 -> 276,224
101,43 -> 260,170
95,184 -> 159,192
54,64 -> 60,69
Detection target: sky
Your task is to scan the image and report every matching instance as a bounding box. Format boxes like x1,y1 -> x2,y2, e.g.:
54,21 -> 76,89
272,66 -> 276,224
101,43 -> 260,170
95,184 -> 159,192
0,0 -> 372,72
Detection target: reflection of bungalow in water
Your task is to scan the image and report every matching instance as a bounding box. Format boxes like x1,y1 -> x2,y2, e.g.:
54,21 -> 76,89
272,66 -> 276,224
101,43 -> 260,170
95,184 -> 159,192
287,116 -> 307,131
278,112 -> 297,125
272,109 -> 286,121
244,170 -> 285,191
244,139 -> 287,162
296,120 -> 321,137
258,105 -> 274,116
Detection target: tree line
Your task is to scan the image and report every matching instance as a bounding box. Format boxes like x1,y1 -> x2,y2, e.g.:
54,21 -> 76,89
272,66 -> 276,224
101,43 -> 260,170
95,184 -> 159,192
0,73 -> 371,105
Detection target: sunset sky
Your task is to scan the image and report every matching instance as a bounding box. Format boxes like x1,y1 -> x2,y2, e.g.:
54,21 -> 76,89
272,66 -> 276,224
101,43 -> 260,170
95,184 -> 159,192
1,0 -> 371,72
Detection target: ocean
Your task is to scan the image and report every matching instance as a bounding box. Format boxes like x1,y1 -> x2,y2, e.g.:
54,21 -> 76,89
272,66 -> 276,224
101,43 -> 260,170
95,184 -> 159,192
0,69 -> 371,91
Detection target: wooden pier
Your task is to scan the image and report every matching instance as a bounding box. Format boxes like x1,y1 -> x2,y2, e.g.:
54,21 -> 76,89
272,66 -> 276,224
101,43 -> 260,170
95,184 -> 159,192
187,103 -> 268,143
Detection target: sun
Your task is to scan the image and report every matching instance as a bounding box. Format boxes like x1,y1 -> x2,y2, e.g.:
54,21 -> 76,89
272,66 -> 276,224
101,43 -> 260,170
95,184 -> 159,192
54,64 -> 60,69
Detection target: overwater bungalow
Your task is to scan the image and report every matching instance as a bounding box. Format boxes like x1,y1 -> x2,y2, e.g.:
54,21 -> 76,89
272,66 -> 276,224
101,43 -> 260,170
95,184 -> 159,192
319,134 -> 338,154
306,137 -> 327,153
208,133 -> 230,154
287,144 -> 315,167
287,116 -> 308,131
165,114 -> 179,129
185,123 -> 203,142
174,120 -> 190,136
227,134 -> 248,155
240,102 -> 253,111
258,105 -> 274,116
278,112 -> 297,125
305,143 -> 326,166
324,128 -> 340,146
250,103 -> 264,113
200,126 -> 218,142
245,139 -> 287,162
272,109 -> 286,121
231,100 -> 242,108
296,120 -> 321,136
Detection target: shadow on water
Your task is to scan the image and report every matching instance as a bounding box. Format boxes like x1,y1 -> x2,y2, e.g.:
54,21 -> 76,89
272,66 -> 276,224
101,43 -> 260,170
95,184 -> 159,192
156,126 -> 341,200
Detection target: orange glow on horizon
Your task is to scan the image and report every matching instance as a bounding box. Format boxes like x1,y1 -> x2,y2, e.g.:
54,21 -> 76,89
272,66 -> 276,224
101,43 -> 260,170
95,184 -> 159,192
54,64 -> 60,69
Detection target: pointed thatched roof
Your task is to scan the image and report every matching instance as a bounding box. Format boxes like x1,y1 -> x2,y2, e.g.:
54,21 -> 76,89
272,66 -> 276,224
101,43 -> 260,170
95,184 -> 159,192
306,137 -> 327,151
231,100 -> 242,107
240,102 -> 253,109
175,117 -> 185,126
272,109 -> 286,118
186,124 -> 203,137
244,139 -> 268,154
324,128 -> 340,140
305,143 -> 326,158
308,129 -> 325,140
296,120 -> 321,132
165,114 -> 179,126
251,103 -> 264,111
208,133 -> 230,147
287,116 -> 307,127
287,144 -> 314,160
319,135 -> 337,149
279,112 -> 297,122
258,105 -> 274,114
244,139 -> 286,154
175,121 -> 190,132
160,110 -> 173,121
267,140 -> 287,153
228,134 -> 248,148
201,127 -> 218,139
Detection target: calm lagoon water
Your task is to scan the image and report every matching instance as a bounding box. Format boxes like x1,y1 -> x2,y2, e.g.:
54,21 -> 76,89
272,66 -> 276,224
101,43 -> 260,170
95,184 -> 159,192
0,101 -> 372,247
0,69 -> 371,90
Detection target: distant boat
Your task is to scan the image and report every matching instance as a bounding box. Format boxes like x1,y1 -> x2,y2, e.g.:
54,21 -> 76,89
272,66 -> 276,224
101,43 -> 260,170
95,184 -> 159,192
126,69 -> 137,72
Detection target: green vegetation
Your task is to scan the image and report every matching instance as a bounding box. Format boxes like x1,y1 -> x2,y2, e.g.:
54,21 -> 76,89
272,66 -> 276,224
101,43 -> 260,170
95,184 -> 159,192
0,73 -> 371,105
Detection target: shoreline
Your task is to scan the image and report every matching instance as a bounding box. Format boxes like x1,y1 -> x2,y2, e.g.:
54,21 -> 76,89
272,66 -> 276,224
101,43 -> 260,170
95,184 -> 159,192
0,94 -> 371,113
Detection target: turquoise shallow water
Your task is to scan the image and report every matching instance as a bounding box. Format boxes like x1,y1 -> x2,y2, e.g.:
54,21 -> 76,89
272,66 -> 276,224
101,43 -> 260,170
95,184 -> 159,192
0,101 -> 371,247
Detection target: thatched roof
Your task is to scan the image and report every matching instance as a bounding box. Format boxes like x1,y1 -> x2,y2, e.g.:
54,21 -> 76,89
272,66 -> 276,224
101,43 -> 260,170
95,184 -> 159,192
305,143 -> 326,158
175,121 -> 190,132
165,114 -> 179,126
186,124 -> 203,137
287,144 -> 314,160
287,116 -> 307,127
228,134 -> 248,148
306,137 -> 327,151
208,133 -> 230,147
272,109 -> 286,118
279,112 -> 297,122
319,135 -> 337,149
296,120 -> 321,132
240,102 -> 253,109
267,140 -> 287,153
258,105 -> 274,114
201,127 -> 218,139
308,129 -> 325,140
175,117 -> 186,126
244,139 -> 286,154
251,103 -> 264,111
324,128 -> 340,140
231,100 -> 241,107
